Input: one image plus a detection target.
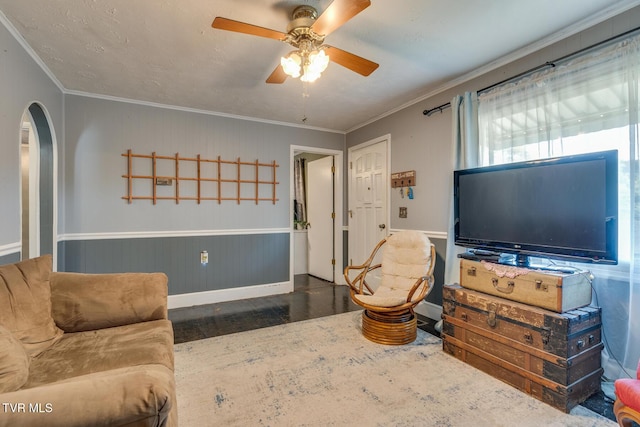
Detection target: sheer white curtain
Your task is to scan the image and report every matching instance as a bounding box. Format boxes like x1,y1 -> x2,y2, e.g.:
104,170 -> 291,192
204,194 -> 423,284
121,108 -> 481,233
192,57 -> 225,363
294,158 -> 306,225
444,92 -> 479,286
478,33 -> 640,382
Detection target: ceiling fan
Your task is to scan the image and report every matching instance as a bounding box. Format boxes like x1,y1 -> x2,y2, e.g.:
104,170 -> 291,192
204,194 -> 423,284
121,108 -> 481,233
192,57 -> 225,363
212,0 -> 379,84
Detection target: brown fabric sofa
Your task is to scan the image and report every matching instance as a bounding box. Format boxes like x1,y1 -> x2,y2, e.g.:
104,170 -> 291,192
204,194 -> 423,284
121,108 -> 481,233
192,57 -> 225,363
0,255 -> 177,427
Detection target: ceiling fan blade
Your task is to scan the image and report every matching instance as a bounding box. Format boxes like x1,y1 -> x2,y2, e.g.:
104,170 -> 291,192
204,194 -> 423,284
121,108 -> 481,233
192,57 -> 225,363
266,65 -> 288,84
311,0 -> 371,36
212,17 -> 287,41
324,46 -> 378,76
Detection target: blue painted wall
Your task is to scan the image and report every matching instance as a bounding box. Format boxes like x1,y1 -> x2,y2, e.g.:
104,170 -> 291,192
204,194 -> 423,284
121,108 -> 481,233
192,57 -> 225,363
59,233 -> 289,295
0,253 -> 21,266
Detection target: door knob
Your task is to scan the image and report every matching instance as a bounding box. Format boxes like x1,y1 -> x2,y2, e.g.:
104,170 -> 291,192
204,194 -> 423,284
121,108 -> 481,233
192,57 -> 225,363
379,224 -> 386,229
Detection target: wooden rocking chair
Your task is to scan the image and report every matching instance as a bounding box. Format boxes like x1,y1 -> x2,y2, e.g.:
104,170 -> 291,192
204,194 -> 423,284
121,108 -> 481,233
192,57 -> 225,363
344,230 -> 435,345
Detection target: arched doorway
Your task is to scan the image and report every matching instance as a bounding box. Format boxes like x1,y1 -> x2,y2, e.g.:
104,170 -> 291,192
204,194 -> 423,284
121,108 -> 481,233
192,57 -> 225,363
20,103 -> 56,263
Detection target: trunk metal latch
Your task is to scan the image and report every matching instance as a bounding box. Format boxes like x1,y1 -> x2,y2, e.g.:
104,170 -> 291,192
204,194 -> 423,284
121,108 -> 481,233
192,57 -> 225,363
487,303 -> 497,328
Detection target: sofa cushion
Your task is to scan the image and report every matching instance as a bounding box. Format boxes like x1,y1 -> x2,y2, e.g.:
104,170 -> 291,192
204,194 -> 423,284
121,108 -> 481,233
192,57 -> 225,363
1,365 -> 176,427
24,319 -> 175,389
0,325 -> 30,393
50,271 -> 169,332
0,255 -> 63,357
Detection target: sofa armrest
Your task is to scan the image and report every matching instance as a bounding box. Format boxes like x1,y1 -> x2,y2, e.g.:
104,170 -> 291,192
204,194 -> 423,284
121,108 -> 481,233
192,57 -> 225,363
0,365 -> 176,427
50,272 -> 168,332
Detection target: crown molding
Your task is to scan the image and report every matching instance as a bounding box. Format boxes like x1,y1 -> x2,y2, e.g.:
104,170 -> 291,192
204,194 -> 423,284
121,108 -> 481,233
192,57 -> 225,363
0,9 -> 65,92
64,90 -> 345,135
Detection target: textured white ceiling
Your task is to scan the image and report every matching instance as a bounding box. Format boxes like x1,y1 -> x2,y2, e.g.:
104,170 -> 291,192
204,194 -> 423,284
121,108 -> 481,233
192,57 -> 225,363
1,0 -> 638,132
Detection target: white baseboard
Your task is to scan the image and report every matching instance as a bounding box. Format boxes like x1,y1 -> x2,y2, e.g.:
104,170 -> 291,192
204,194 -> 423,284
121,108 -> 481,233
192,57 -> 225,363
414,300 -> 442,321
168,281 -> 293,309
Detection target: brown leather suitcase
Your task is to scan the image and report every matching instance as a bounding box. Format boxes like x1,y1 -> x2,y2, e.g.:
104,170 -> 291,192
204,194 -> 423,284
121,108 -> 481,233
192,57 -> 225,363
459,259 -> 592,312
441,283 -> 603,412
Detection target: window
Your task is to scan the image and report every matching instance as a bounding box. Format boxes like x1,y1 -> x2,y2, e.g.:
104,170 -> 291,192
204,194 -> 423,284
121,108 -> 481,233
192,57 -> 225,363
476,32 -> 640,380
478,34 -> 639,264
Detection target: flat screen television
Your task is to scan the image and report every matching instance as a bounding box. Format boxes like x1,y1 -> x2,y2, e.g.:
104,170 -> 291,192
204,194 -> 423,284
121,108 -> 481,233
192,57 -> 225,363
454,150 -> 618,267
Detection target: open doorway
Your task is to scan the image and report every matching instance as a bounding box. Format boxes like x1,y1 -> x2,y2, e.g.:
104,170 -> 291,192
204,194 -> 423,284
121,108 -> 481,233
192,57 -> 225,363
290,146 -> 344,285
20,103 -> 56,264
20,112 -> 38,259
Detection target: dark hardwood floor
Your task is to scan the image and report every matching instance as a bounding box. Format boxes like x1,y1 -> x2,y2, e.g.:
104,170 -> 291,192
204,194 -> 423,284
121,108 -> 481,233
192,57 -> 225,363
168,274 -> 615,422
169,274 -> 360,343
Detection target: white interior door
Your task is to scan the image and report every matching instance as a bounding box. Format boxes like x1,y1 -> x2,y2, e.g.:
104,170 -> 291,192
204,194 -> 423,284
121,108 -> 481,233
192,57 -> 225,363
348,139 -> 388,287
307,155 -> 334,281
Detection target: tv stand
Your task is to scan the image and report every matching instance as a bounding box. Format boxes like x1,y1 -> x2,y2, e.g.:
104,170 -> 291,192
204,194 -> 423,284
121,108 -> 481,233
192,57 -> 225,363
458,258 -> 592,312
458,251 -> 581,275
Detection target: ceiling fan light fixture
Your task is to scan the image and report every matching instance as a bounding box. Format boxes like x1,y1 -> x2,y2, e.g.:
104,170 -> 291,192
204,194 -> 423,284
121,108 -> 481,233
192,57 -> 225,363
308,49 -> 330,74
281,52 -> 302,78
300,69 -> 320,82
282,48 -> 330,82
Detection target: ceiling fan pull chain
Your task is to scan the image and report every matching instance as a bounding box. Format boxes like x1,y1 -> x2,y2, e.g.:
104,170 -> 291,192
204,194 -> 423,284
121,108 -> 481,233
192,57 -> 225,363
301,83 -> 310,123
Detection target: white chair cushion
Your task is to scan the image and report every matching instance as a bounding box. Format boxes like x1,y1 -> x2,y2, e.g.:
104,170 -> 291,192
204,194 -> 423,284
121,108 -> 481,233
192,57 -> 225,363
353,287 -> 408,308
355,231 -> 431,309
380,231 -> 431,293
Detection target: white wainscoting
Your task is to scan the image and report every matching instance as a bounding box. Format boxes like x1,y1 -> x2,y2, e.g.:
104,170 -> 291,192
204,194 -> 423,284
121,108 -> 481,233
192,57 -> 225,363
0,242 -> 21,258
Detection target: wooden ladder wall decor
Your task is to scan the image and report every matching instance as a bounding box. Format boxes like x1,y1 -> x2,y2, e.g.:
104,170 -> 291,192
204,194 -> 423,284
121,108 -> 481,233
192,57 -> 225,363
122,149 -> 279,204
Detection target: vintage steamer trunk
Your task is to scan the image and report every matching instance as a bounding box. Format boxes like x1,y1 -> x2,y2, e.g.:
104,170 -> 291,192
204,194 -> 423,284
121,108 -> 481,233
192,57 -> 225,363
459,258 -> 592,312
441,284 -> 603,412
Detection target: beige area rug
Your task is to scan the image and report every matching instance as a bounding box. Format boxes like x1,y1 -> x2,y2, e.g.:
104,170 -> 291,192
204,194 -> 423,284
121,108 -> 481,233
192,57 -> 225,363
174,311 -> 616,427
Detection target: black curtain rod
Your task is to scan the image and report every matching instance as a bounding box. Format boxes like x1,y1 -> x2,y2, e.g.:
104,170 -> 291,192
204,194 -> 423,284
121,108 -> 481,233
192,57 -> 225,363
423,25 -> 640,117
422,103 -> 450,116
422,60 -> 554,116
